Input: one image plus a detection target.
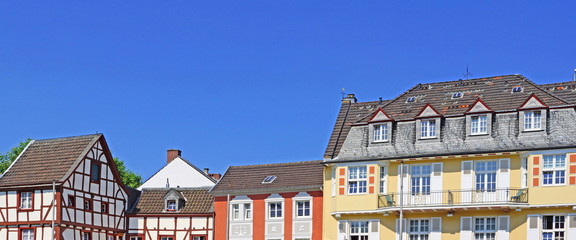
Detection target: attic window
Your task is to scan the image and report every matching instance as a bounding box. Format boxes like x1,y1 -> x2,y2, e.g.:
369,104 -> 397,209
452,92 -> 463,99
406,97 -> 416,103
512,86 -> 523,93
262,176 -> 277,184
167,200 -> 177,211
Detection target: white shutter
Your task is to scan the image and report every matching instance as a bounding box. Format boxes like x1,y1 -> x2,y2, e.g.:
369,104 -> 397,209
398,165 -> 410,204
369,220 -> 380,240
431,163 -> 443,205
396,219 -> 407,240
461,161 -> 473,203
338,220 -> 348,240
498,159 -> 510,202
430,217 -> 442,240
527,215 -> 540,240
497,216 -> 510,240
568,214 -> 576,240
460,217 -> 473,240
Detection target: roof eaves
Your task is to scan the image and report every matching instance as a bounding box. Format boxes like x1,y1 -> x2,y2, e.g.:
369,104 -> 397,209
0,139 -> 35,179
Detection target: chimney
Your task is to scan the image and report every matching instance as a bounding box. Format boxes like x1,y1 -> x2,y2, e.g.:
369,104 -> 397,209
342,93 -> 357,103
166,149 -> 181,164
204,168 -> 209,174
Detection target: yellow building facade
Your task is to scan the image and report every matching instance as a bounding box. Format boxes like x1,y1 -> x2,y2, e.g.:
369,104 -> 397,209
323,75 -> 576,240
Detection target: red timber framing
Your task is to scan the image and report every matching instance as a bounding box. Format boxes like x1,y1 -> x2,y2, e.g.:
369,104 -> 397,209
127,214 -> 214,240
0,136 -> 130,240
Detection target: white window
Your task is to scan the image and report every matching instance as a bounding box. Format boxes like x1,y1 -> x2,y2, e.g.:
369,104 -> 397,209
232,204 -> 240,220
348,166 -> 367,194
524,111 -> 542,131
373,124 -> 389,142
471,115 -> 488,134
167,200 -> 177,211
231,203 -> 252,221
474,217 -> 496,240
411,165 -> 431,195
409,219 -> 430,240
296,200 -> 310,217
20,192 -> 32,209
421,119 -> 436,138
21,229 -> 34,240
244,203 -> 252,219
379,166 -> 387,194
475,161 -> 497,192
350,221 -> 369,240
542,215 -> 565,240
83,232 -> 91,240
268,202 -> 282,218
543,155 -> 566,185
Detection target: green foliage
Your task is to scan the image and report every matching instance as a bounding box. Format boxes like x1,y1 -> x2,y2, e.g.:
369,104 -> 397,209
113,157 -> 142,188
0,139 -> 32,174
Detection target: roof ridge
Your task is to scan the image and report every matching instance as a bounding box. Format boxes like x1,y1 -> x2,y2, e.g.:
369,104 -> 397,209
35,133 -> 102,142
540,81 -> 576,87
516,75 -> 571,105
228,160 -> 323,169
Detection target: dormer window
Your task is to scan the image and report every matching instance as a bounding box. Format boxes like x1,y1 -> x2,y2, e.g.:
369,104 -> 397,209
471,115 -> 488,134
524,110 -> 542,131
421,119 -> 437,138
167,200 -> 177,211
373,124 -> 389,142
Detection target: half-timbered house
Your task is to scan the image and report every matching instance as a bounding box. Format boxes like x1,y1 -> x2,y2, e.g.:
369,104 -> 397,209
0,134 -> 129,240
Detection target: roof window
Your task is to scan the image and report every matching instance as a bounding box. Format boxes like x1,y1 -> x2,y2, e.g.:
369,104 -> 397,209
262,175 -> 277,184
451,92 -> 463,99
512,86 -> 523,93
406,97 -> 416,103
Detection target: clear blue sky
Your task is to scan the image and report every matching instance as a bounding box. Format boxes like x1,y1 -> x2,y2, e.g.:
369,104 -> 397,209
1,1 -> 575,179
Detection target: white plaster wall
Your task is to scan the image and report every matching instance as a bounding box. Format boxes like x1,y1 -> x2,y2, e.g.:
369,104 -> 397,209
138,158 -> 215,189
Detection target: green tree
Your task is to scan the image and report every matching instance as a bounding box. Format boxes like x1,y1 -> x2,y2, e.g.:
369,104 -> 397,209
113,157 -> 142,188
0,139 -> 32,174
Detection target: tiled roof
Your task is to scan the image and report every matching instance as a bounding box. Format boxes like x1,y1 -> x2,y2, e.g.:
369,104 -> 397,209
540,81 -> 576,104
210,160 -> 324,195
0,134 -> 100,187
324,75 -> 574,160
129,188 -> 214,214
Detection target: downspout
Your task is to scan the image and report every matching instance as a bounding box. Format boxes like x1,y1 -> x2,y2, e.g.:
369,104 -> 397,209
226,194 -> 230,240
399,161 -> 404,240
52,180 -> 56,240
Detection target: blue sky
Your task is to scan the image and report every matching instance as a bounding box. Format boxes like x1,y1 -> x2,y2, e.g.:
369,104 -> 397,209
1,1 -> 575,179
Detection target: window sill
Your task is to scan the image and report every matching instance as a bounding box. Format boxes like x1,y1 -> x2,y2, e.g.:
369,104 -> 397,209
469,133 -> 489,136
522,128 -> 544,132
419,136 -> 438,140
371,140 -> 389,143
17,208 -> 34,212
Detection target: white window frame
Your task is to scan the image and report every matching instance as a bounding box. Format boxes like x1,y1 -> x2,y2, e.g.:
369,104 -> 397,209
379,165 -> 388,194
542,155 -> 566,186
20,192 -> 33,209
230,198 -> 253,221
348,166 -> 368,195
474,160 -> 497,192
524,110 -> 542,131
295,200 -> 311,218
473,217 -> 496,240
21,229 -> 34,240
268,202 -> 283,219
471,115 -> 488,135
349,221 -> 369,240
373,124 -> 389,142
541,215 -> 566,240
410,165 -> 431,195
166,200 -> 177,211
408,219 -> 430,240
421,119 -> 437,139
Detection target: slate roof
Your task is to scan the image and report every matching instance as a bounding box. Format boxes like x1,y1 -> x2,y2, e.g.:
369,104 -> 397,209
129,188 -> 214,214
210,160 -> 324,195
540,81 -> 576,104
324,75 -> 576,160
0,134 -> 100,187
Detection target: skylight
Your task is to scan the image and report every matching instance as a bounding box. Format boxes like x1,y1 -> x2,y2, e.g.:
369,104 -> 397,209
406,97 -> 416,103
452,92 -> 463,99
512,86 -> 523,93
262,175 -> 277,184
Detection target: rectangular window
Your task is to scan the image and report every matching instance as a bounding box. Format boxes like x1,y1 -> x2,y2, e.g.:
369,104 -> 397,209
160,237 -> 174,240
192,236 -> 206,240
268,202 -> 282,218
296,200 -> 310,217
474,217 -> 496,240
68,196 -> 75,207
411,165 -> 431,195
475,161 -> 497,192
244,203 -> 252,219
409,219 -> 430,240
350,221 -> 369,240
524,111 -> 542,131
129,237 -> 143,240
543,155 -> 566,185
348,166 -> 367,194
471,115 -> 488,134
90,162 -> 101,182
542,215 -> 565,240
231,204 -> 240,220
167,200 -> 177,211
82,232 -> 91,240
380,166 -> 387,193
373,124 -> 389,142
421,119 -> 436,138
20,229 -> 34,240
19,192 -> 33,209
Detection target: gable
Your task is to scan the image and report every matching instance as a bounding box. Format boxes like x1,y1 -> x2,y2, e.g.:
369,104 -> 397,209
519,94 -> 548,109
466,99 -> 493,113
139,157 -> 216,190
416,104 -> 441,118
369,108 -> 392,122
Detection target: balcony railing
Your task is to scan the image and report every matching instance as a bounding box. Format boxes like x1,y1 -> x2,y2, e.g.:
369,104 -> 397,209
378,188 -> 528,208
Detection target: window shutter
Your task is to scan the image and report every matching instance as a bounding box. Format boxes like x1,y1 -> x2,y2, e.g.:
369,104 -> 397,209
497,216 -> 510,240
431,163 -> 443,205
568,214 -> 576,240
430,217 -> 442,240
498,159 -> 510,201
398,165 -> 410,204
368,220 -> 379,240
527,215 -> 540,240
461,161 -> 473,203
531,156 -> 541,187
460,217 -> 472,240
338,167 -> 347,195
337,220 -> 348,240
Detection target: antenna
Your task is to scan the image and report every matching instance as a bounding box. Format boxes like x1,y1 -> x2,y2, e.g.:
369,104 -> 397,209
573,69 -> 576,82
463,65 -> 473,80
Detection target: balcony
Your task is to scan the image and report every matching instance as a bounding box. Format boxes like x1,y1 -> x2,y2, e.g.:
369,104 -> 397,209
378,188 -> 528,209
